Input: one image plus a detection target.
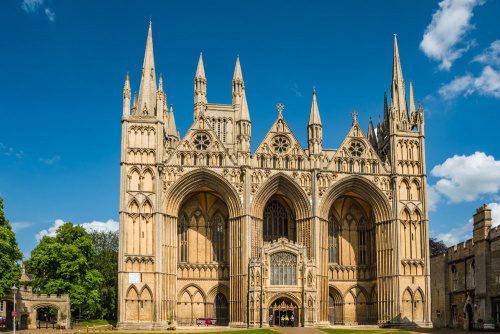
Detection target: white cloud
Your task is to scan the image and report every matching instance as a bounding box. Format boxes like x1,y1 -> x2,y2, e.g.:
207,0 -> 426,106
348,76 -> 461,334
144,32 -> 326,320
79,219 -> 119,233
434,202 -> 500,245
439,66 -> 500,99
434,218 -> 472,246
39,155 -> 60,165
431,152 -> 500,203
20,0 -> 55,22
21,0 -> 44,13
35,219 -> 119,241
474,40 -> 500,66
44,8 -> 55,21
427,184 -> 441,211
0,142 -> 24,159
36,219 -> 65,241
420,0 -> 485,70
11,221 -> 34,232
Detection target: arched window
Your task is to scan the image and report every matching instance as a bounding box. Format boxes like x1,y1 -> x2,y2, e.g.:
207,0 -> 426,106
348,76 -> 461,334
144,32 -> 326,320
212,214 -> 225,262
178,214 -> 188,262
263,199 -> 295,242
328,215 -> 338,263
215,293 -> 228,325
270,252 -> 297,285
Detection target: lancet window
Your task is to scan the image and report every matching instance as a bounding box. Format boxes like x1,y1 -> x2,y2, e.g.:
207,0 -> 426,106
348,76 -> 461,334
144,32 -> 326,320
263,199 -> 295,242
270,252 -> 297,285
178,214 -> 188,262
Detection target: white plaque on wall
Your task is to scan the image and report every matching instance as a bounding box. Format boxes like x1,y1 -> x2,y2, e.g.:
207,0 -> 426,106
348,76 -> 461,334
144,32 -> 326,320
128,272 -> 141,284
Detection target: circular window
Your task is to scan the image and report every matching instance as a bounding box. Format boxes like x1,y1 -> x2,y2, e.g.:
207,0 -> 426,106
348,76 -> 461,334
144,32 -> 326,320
193,133 -> 210,150
348,141 -> 364,157
272,136 -> 290,154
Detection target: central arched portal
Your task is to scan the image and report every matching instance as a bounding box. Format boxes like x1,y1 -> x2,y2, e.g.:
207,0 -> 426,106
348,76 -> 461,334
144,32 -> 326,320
269,297 -> 299,327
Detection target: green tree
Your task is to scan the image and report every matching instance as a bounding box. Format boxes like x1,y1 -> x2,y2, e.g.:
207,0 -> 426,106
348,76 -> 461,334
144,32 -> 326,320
89,230 -> 118,320
0,197 -> 22,297
26,222 -> 103,318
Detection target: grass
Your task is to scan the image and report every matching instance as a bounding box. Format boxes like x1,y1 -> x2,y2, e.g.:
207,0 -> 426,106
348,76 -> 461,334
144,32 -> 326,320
320,329 -> 415,334
98,331 -> 274,334
74,319 -> 116,327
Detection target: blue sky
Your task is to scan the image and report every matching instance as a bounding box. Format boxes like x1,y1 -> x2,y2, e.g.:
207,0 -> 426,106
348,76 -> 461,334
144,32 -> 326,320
1,0 -> 499,256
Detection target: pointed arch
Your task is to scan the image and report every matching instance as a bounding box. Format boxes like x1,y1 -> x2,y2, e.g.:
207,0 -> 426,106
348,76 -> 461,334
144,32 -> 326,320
328,286 -> 344,325
142,168 -> 154,192
126,285 -> 139,300
129,168 -> 141,191
399,179 -> 410,201
413,288 -> 425,322
319,175 -> 391,223
164,168 -> 242,218
251,172 -> 311,220
400,207 -> 411,221
410,179 -> 420,201
411,208 -> 422,221
128,199 -> 140,214
401,287 -> 413,323
142,199 -> 153,214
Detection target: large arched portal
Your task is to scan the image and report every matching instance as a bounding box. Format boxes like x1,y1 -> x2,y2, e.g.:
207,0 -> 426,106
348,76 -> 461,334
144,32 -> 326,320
327,193 -> 376,269
177,191 -> 229,264
269,297 -> 299,327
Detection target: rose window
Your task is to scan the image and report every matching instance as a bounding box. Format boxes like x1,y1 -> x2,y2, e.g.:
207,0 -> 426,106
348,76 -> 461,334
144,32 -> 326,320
348,141 -> 364,157
272,136 -> 290,154
193,133 -> 210,150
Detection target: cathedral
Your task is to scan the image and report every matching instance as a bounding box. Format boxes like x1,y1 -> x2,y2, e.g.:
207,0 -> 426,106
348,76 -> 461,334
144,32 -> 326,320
117,23 -> 432,328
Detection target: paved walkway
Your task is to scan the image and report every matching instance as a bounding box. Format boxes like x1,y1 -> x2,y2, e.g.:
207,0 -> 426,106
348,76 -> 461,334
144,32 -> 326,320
272,327 -> 322,334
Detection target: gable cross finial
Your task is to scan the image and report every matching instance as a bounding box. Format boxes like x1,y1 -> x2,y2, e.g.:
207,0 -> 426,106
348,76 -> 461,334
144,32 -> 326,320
276,103 -> 284,117
351,110 -> 359,125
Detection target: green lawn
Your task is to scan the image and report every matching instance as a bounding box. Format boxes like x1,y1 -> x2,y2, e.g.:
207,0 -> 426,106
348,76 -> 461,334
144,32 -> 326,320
320,329 -> 415,334
73,319 -> 116,327
98,331 -> 274,334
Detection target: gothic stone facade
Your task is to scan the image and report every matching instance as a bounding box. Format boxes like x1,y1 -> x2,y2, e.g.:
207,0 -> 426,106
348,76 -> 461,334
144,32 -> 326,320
117,24 -> 432,328
431,205 -> 500,330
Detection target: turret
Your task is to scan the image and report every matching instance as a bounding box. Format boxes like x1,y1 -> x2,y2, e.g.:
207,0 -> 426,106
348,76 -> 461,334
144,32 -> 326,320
156,74 -> 167,121
137,21 -> 157,116
123,72 -> 131,116
367,116 -> 378,149
232,55 -> 244,108
307,88 -> 322,156
194,53 -> 207,119
236,90 -> 251,153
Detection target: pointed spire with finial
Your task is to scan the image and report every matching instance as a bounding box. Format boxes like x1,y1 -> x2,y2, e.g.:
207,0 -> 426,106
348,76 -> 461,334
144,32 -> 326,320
308,87 -> 322,126
137,21 -> 157,116
390,34 -> 408,122
194,52 -> 207,118
167,104 -> 178,139
195,52 -> 206,79
239,90 -> 250,122
232,55 -> 244,105
409,80 -> 416,115
123,72 -> 131,116
367,116 -> 378,149
132,91 -> 138,115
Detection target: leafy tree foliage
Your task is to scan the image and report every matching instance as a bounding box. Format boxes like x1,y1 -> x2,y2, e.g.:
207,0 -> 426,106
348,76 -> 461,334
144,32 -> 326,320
430,237 -> 448,256
0,197 -> 22,297
89,230 -> 118,320
26,223 -> 103,318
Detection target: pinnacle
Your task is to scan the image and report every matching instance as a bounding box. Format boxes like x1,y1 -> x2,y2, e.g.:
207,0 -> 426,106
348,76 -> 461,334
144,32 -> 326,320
195,52 -> 206,79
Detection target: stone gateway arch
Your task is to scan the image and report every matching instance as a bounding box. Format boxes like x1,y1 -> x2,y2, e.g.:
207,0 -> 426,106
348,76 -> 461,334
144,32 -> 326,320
117,23 -> 432,328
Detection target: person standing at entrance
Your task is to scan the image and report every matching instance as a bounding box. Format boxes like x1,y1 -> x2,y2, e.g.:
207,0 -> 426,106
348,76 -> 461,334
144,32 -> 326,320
269,314 -> 273,327
284,314 -> 289,326
280,314 -> 284,326
290,314 -> 294,327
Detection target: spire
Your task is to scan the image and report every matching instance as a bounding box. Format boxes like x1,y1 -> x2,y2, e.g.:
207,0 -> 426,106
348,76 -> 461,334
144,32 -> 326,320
167,105 -> 178,138
232,55 -> 244,105
308,87 -> 322,126
156,73 -> 166,121
390,34 -> 408,121
194,52 -> 207,118
195,52 -> 206,79
123,72 -> 131,116
132,91 -> 138,115
367,116 -> 378,149
383,91 -> 389,131
137,21 -> 157,116
409,80 -> 416,114
233,55 -> 243,81
158,73 -> 163,92
239,90 -> 250,121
